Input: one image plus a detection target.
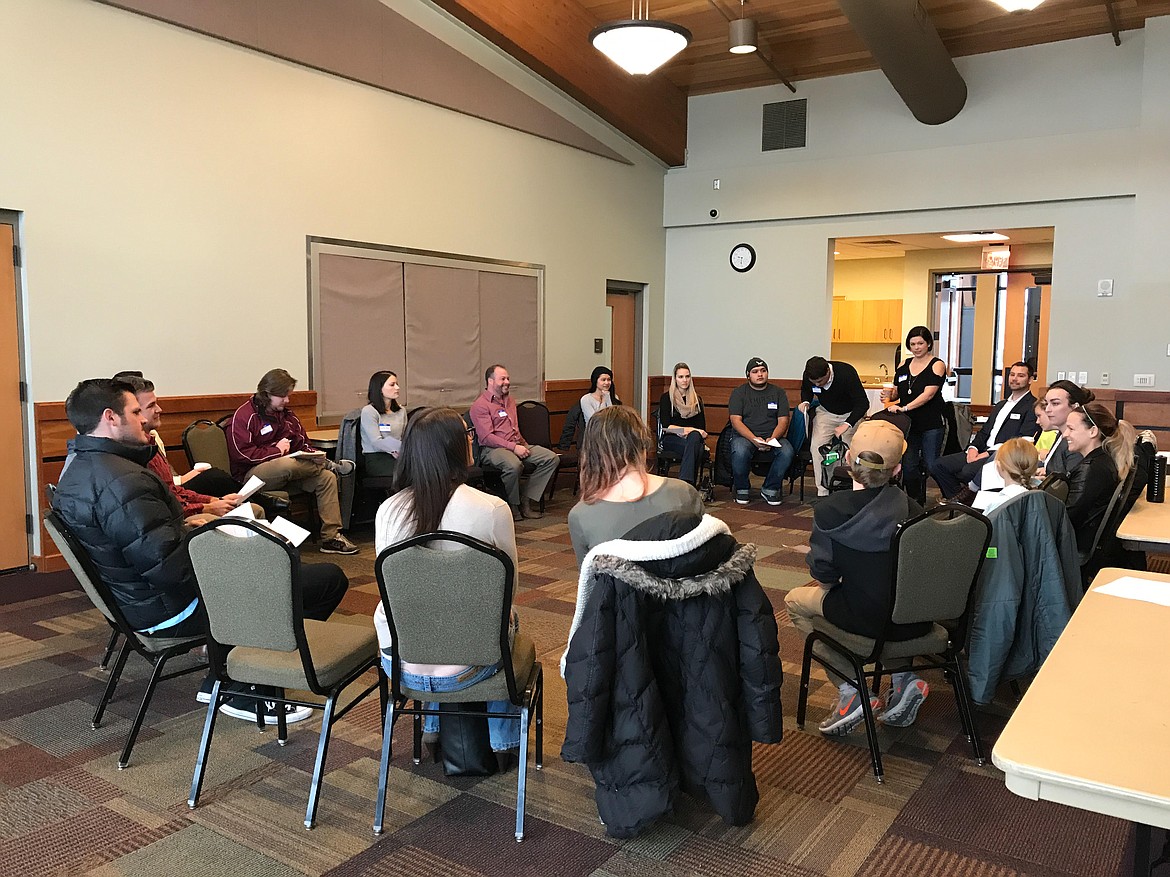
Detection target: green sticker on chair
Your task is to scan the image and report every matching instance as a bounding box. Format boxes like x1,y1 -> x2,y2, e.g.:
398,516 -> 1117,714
986,547 -> 997,559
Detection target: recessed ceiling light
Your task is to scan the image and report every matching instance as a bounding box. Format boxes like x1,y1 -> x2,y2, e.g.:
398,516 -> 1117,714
942,232 -> 1010,243
989,0 -> 1045,11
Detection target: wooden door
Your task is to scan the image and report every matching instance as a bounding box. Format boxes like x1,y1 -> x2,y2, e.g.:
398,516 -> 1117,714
606,291 -> 636,410
0,224 -> 27,571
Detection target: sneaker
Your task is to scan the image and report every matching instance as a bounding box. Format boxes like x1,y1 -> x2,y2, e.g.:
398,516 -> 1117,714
735,490 -> 751,505
327,458 -> 356,477
320,534 -> 359,555
818,688 -> 880,736
218,685 -> 313,725
196,674 -> 214,704
761,488 -> 783,506
878,677 -> 929,727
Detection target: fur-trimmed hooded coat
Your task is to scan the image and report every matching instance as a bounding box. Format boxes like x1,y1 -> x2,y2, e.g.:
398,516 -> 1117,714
561,511 -> 783,838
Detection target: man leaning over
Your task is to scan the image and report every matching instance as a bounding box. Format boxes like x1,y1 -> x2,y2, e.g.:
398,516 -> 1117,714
799,356 -> 869,497
469,364 -> 559,521
227,368 -> 358,555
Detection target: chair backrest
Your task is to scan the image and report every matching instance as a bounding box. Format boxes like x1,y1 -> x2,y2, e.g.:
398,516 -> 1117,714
462,409 -> 485,460
557,401 -> 584,450
182,419 -> 232,472
517,400 -> 552,447
1037,470 -> 1070,503
375,531 -> 516,696
1081,465 -> 1137,565
43,510 -> 126,631
186,519 -> 300,652
888,503 -> 993,633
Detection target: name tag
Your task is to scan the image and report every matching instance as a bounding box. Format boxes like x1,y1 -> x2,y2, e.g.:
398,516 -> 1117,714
1009,413 -> 1021,419
811,387 -> 822,395
897,374 -> 908,382
767,402 -> 778,410
260,424 -> 273,435
379,423 -> 393,433
498,410 -> 508,418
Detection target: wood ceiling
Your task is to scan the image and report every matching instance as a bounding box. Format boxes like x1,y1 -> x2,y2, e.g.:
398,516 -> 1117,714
435,0 -> 1170,165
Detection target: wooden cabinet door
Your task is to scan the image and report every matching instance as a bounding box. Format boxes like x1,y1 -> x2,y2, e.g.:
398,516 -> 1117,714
837,300 -> 865,342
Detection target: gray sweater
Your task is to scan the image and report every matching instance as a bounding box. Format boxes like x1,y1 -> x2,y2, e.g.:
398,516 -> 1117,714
360,404 -> 407,456
569,479 -> 705,565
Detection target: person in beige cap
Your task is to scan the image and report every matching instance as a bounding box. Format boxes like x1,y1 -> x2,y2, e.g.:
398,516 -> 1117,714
784,419 -> 931,736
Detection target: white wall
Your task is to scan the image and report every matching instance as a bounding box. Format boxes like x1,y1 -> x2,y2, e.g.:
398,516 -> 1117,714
664,21 -> 1170,386
1,0 -> 668,402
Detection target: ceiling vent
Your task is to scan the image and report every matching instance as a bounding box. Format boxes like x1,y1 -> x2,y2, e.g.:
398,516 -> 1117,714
857,239 -> 904,246
762,99 -> 807,151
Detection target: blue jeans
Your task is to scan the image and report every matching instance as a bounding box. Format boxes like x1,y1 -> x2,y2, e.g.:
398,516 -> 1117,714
728,433 -> 794,493
386,659 -> 520,751
903,427 -> 944,505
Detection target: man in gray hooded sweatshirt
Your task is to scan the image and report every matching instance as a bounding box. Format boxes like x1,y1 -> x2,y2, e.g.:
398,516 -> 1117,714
785,419 -> 929,736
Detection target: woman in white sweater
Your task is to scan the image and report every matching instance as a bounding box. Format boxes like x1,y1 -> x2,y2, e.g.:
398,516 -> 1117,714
360,370 -> 408,478
372,407 -> 520,755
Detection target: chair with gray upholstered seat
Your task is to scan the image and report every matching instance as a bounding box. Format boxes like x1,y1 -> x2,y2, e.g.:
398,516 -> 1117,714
44,510 -> 207,770
185,518 -> 382,830
373,531 -> 543,841
795,503 -> 992,782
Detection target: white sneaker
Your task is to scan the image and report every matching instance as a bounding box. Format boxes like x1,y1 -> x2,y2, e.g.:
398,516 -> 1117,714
218,686 -> 313,725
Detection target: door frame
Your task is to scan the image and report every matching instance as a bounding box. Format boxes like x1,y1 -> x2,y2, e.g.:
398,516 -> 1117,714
0,209 -> 33,571
605,280 -> 646,414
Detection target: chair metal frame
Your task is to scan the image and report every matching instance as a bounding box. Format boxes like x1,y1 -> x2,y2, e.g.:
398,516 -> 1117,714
373,531 -> 544,841
43,510 -> 207,770
795,502 -> 993,782
185,518 -> 384,830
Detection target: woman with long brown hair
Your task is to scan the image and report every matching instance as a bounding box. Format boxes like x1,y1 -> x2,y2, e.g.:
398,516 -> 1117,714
568,406 -> 704,565
371,407 -> 520,757
1061,402 -> 1134,557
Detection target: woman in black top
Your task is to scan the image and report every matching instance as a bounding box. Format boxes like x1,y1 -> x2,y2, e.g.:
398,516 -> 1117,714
657,362 -> 707,485
1062,402 -> 1133,562
881,326 -> 947,504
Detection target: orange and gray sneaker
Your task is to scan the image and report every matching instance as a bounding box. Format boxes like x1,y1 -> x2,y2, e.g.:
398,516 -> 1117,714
818,685 -> 881,736
878,675 -> 929,727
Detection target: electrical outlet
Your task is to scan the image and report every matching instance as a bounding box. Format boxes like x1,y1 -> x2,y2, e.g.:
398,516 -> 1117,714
1078,371 -> 1088,384
713,179 -> 721,190
1101,372 -> 1110,385
1057,371 -> 1066,380
1135,374 -> 1156,387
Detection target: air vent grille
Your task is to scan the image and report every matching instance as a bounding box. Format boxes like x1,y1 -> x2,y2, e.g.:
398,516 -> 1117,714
762,99 -> 807,151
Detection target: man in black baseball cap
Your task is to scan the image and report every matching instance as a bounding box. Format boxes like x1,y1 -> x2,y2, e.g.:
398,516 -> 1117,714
726,356 -> 793,505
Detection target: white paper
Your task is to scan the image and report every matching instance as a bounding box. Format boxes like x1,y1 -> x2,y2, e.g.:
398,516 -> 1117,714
1095,576 -> 1170,607
235,475 -> 265,501
265,516 -> 311,548
220,502 -> 258,538
764,437 -> 782,448
289,449 -> 325,458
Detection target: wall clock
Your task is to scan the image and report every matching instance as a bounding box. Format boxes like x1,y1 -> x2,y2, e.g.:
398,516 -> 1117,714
730,243 -> 756,273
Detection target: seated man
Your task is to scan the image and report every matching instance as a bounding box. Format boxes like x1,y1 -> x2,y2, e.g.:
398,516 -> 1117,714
799,356 -> 870,498
470,364 -> 559,521
112,372 -> 251,524
53,378 -> 349,724
783,420 -> 928,736
226,368 -> 358,555
727,357 -> 794,505
930,361 -> 1038,499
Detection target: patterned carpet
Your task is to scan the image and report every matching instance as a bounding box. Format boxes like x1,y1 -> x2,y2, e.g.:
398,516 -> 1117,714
0,482 -> 1136,877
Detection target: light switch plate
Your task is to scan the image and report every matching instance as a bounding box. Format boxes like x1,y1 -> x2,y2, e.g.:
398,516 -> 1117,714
1077,371 -> 1088,384
1057,371 -> 1066,380
1135,374 -> 1156,387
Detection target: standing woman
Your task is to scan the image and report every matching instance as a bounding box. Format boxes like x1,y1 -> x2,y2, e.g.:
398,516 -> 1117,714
372,407 -> 520,759
568,406 -> 704,566
881,326 -> 947,504
1061,402 -> 1133,559
581,366 -> 622,423
361,370 -> 407,478
657,362 -> 707,486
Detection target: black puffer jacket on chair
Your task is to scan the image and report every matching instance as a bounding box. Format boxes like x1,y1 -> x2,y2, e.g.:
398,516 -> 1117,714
561,511 -> 783,838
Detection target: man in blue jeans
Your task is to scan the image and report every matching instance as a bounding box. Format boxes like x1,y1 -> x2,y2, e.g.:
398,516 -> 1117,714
727,357 -> 794,505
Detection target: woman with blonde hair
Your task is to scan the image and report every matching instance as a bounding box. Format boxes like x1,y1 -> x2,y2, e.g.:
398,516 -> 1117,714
568,406 -> 704,565
972,437 -> 1039,513
657,362 -> 707,485
1062,402 -> 1134,558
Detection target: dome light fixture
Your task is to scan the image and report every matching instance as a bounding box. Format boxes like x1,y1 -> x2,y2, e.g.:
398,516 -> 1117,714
729,1 -> 758,54
590,1 -> 692,76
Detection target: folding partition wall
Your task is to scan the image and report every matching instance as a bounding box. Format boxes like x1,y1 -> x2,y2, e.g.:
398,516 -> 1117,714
309,240 -> 543,421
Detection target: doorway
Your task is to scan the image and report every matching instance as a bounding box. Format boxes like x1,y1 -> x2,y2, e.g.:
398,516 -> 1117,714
0,218 -> 29,572
605,282 -> 643,413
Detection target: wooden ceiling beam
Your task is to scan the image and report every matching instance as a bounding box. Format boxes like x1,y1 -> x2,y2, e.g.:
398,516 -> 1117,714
432,0 -> 689,166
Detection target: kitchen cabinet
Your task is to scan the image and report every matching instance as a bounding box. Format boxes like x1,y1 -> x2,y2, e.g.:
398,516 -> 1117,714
832,298 -> 902,343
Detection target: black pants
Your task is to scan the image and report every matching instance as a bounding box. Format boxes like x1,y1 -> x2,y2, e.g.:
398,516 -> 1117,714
163,562 -> 349,637
184,467 -> 240,498
660,431 -> 705,485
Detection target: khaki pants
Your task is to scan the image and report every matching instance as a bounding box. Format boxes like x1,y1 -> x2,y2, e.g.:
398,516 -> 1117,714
809,409 -> 856,497
245,457 -> 342,540
784,585 -> 857,681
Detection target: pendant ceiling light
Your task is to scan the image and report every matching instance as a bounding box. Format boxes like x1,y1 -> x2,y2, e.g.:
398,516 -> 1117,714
729,1 -> 758,54
989,0 -> 1045,10
590,0 -> 692,76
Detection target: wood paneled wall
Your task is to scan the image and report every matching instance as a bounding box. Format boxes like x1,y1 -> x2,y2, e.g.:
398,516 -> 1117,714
33,391 -> 317,572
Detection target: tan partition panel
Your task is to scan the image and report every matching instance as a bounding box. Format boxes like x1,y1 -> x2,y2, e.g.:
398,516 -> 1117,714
317,254 -> 405,418
404,264 -> 482,409
480,271 -> 540,402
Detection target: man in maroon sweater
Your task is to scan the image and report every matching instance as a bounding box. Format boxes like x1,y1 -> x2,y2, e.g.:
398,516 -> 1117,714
227,369 -> 358,555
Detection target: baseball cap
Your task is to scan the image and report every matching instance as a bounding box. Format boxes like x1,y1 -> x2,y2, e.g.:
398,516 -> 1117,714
849,420 -> 907,469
